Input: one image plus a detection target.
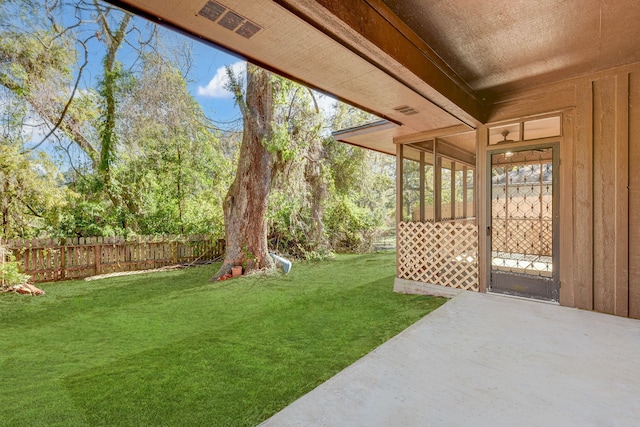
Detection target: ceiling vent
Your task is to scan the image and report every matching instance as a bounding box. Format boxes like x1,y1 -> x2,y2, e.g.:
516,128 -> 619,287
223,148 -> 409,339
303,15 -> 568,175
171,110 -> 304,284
393,105 -> 419,116
198,1 -> 263,39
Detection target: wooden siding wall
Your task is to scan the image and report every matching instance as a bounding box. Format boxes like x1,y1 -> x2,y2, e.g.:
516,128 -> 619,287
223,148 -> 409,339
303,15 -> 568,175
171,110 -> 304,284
486,63 -> 640,318
630,72 -> 640,318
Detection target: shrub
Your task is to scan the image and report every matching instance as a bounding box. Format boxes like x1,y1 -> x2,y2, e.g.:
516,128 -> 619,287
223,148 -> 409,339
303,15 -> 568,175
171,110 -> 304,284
324,196 -> 377,253
1,249 -> 30,288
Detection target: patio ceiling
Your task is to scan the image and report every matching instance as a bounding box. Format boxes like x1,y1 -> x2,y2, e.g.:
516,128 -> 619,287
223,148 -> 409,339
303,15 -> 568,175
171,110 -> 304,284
382,0 -> 640,98
106,0 -> 640,155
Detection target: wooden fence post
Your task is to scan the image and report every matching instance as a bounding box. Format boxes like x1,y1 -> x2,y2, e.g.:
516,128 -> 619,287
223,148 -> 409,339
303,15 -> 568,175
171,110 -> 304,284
94,244 -> 101,276
172,239 -> 178,264
60,238 -> 66,281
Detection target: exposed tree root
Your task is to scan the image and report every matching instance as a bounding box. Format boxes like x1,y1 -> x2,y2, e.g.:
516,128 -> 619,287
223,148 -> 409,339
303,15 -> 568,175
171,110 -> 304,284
1,283 -> 45,296
210,263 -> 234,282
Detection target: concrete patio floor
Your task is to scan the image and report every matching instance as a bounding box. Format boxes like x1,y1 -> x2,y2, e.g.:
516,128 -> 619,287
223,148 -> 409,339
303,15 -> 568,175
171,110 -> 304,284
260,291 -> 640,426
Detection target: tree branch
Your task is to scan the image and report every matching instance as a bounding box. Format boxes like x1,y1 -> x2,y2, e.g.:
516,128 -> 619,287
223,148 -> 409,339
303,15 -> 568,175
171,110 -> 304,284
306,87 -> 320,113
226,64 -> 248,118
27,37 -> 90,153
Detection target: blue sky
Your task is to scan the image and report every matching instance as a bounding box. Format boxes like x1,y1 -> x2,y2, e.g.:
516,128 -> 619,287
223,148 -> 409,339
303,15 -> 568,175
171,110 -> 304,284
53,3 -> 246,127
114,18 -> 247,125
185,39 -> 337,125
185,42 -> 245,125
115,22 -> 337,129
7,1 -> 337,155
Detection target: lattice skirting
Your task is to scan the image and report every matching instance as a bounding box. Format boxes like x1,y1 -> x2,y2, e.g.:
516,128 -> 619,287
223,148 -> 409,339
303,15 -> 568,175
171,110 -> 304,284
397,221 -> 479,291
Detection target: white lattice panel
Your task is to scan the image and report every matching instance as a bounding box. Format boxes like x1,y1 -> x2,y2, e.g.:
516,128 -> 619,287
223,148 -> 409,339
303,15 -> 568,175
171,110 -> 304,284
397,221 -> 479,291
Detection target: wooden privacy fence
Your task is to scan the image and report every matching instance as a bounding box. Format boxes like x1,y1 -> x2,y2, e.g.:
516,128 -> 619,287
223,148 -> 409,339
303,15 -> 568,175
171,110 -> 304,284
4,235 -> 225,283
397,220 -> 479,291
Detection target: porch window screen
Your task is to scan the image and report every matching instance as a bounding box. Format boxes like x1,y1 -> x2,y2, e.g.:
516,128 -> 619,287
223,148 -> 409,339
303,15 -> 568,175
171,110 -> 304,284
401,146 -> 421,222
400,143 -> 474,223
440,160 -> 453,220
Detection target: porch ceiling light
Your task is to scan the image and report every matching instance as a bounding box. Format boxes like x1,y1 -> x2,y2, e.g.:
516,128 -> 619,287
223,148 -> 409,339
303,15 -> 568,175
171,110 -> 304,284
498,130 -> 515,157
498,129 -> 515,144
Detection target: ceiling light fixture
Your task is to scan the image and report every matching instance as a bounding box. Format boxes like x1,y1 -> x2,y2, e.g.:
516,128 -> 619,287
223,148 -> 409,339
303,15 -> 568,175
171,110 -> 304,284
498,129 -> 515,144
498,130 -> 515,157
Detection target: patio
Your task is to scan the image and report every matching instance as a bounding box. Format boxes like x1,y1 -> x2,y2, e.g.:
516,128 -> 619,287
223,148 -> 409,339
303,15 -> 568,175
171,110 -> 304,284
261,291 -> 640,426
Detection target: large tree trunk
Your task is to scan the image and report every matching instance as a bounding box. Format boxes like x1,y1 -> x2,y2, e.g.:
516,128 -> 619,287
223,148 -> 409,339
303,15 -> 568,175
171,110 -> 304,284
212,64 -> 275,280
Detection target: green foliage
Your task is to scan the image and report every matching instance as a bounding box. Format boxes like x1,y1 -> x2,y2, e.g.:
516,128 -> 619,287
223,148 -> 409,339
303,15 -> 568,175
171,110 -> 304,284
259,76 -> 332,257
300,248 -> 336,261
58,190 -> 120,237
267,188 -> 316,256
264,96 -> 396,257
325,195 -> 378,252
267,122 -> 296,160
0,0 -> 397,256
113,52 -> 232,236
0,29 -> 73,92
97,59 -> 133,175
0,253 -> 445,426
267,76 -> 323,162
0,143 -> 69,238
317,103 -> 396,252
323,137 -> 367,195
331,102 -> 378,131
0,250 -> 30,287
0,17 -> 231,239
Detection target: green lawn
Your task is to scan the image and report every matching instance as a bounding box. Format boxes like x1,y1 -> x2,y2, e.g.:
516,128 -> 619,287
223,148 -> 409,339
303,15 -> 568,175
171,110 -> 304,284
0,252 -> 445,427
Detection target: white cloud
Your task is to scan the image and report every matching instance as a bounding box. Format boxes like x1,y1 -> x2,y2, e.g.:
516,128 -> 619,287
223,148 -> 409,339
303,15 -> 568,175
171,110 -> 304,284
197,61 -> 246,98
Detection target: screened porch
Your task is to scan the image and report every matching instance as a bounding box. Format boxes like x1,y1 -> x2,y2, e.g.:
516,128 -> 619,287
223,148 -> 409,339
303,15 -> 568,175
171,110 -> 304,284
395,131 -> 479,292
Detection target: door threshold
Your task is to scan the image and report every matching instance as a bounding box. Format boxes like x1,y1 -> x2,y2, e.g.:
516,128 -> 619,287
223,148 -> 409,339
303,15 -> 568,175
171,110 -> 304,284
487,290 -> 559,305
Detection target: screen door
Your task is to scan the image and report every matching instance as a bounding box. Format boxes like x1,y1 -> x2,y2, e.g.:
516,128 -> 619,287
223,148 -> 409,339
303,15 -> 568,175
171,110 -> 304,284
489,145 -> 559,301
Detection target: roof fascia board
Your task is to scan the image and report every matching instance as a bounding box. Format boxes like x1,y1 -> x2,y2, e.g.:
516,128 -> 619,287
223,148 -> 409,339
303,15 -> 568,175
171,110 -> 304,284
332,119 -> 397,138
394,124 -> 472,145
